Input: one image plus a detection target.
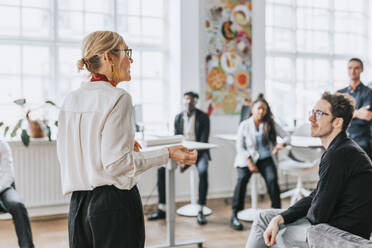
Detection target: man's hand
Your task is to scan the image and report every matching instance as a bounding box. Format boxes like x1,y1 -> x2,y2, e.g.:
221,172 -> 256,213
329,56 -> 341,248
168,145 -> 197,165
354,105 -> 372,121
247,158 -> 259,173
134,140 -> 142,152
263,215 -> 284,246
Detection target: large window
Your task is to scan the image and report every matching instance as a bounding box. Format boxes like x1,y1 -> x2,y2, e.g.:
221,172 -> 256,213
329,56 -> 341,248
0,0 -> 168,133
265,0 -> 369,127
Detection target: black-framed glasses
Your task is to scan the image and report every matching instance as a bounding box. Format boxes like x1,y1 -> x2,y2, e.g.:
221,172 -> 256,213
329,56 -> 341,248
309,109 -> 331,121
112,48 -> 132,59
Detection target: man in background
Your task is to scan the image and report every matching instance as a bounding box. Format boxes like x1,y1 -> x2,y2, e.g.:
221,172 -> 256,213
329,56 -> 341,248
0,140 -> 34,248
338,58 -> 372,158
148,91 -> 211,225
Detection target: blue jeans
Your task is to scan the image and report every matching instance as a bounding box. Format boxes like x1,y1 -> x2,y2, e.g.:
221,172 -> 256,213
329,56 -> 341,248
0,186 -> 34,248
157,152 -> 209,205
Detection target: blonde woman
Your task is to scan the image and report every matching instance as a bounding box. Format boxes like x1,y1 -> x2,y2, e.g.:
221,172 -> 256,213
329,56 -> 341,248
56,31 -> 197,248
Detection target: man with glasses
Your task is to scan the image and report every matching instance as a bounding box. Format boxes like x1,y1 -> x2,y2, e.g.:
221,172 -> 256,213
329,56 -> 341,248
245,92 -> 372,247
338,58 -> 372,159
148,91 -> 211,225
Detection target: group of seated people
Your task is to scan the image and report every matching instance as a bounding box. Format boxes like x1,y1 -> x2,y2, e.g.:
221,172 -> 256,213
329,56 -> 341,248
1,55 -> 371,248
148,58 -> 372,246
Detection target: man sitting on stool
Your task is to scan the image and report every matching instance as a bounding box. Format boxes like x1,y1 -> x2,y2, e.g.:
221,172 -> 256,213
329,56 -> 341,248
148,91 -> 211,225
0,140 -> 34,248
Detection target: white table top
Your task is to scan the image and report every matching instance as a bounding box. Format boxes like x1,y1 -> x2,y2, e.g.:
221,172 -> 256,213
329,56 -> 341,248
215,133 -> 323,148
143,140 -> 218,151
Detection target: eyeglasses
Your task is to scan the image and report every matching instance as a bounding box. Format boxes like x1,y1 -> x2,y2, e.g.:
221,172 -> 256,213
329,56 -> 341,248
112,48 -> 132,59
309,109 -> 331,121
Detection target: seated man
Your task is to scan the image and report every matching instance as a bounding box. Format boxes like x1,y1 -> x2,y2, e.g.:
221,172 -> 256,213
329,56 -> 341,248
148,91 -> 211,225
0,140 -> 34,248
246,92 -> 372,248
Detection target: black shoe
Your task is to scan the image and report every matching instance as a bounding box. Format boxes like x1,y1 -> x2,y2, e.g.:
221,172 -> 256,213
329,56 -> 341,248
197,211 -> 207,225
147,209 -> 166,221
230,215 -> 244,230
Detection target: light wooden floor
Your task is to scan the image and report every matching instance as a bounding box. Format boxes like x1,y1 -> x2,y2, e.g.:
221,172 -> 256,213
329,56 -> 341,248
0,196 -> 290,248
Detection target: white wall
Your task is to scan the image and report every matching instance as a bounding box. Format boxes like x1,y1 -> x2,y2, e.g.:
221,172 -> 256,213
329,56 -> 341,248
137,0 -> 267,204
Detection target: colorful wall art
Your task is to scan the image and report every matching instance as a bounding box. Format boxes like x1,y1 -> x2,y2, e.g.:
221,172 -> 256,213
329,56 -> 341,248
205,0 -> 252,115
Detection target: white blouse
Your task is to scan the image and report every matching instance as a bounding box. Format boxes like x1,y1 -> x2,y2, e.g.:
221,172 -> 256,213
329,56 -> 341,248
57,81 -> 169,195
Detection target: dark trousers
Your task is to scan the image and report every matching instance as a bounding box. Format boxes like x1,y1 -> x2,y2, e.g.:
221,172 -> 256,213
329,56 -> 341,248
0,187 -> 34,248
232,157 -> 281,213
68,185 -> 145,248
158,152 -> 209,206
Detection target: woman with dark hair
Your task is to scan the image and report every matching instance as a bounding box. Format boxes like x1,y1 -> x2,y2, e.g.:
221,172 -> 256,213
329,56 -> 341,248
230,94 -> 290,231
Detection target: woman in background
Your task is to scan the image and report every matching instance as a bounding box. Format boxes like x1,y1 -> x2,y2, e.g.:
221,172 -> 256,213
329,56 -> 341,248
57,31 -> 197,248
230,94 -> 290,231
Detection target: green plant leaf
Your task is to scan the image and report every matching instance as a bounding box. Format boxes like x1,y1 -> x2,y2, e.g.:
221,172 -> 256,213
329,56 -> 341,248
0,122 -> 3,127
45,100 -> 56,106
10,119 -> 23,137
21,129 -> 30,147
4,126 -> 9,136
54,121 -> 58,127
14,98 -> 26,106
46,125 -> 51,141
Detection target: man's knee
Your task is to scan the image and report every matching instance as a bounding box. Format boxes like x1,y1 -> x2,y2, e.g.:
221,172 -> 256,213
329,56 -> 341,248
7,200 -> 26,214
253,209 -> 283,230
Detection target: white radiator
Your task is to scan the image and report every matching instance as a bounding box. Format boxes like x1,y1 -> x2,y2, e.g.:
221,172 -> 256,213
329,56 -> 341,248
6,140 -> 69,217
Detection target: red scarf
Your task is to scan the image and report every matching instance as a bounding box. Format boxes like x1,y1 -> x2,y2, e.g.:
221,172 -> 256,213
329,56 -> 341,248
90,73 -> 117,87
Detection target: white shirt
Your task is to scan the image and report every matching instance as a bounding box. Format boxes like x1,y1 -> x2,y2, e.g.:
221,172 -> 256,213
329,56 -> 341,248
57,81 -> 169,195
183,112 -> 196,141
0,140 -> 14,194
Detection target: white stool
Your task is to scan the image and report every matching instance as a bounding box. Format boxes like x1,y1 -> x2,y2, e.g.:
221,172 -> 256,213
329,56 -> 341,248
176,168 -> 212,216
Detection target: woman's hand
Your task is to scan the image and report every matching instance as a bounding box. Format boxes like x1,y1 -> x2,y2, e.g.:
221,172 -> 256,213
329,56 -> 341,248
247,158 -> 259,173
272,143 -> 285,155
168,145 -> 198,165
134,140 -> 142,152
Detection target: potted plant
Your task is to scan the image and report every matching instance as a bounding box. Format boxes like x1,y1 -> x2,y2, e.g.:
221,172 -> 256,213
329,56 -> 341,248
1,99 -> 59,147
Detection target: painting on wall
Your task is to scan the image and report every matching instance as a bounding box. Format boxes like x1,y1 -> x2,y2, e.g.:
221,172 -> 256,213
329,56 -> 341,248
205,0 -> 252,115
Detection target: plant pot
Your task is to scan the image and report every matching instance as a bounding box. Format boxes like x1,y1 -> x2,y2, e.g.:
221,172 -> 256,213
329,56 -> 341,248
26,111 -> 46,138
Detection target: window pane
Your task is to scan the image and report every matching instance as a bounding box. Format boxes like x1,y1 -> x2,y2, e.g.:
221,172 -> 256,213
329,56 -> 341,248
130,50 -> 141,77
58,0 -> 83,11
0,76 -> 21,103
142,18 -> 164,44
0,6 -> 20,36
23,76 -> 46,103
142,80 -> 163,104
142,0 -> 164,17
85,13 -> 114,35
142,52 -> 163,78
22,0 -> 50,8
23,46 -> 50,75
58,11 -> 84,40
297,30 -> 329,53
266,27 -> 294,51
333,60 -> 348,90
297,8 -> 329,30
84,0 -> 113,13
58,47 -> 81,76
117,0 -> 140,15
118,16 -> 141,44
0,45 -> 21,74
297,0 -> 329,8
22,8 -> 51,38
272,5 -> 294,29
335,12 -> 365,34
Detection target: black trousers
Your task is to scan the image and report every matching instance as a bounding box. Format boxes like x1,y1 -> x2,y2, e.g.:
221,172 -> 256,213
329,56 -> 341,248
0,186 -> 34,248
232,157 -> 281,213
157,152 -> 209,205
68,185 -> 145,248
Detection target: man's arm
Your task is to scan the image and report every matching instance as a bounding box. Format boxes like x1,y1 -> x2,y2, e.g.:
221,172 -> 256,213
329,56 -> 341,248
353,90 -> 372,121
280,191 -> 314,224
199,113 -> 210,143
